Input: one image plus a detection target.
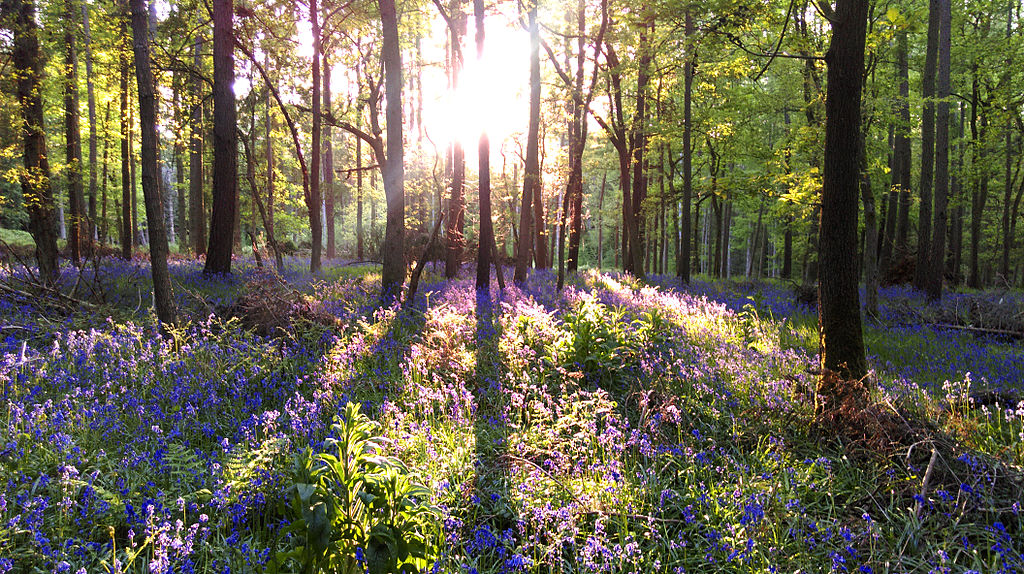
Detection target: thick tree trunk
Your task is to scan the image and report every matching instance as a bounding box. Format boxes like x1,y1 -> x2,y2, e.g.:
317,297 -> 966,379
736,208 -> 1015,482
628,20 -> 652,279
130,0 -> 177,326
204,0 -> 238,274
817,0 -> 869,409
915,0 -> 940,290
514,0 -> 540,284
926,0 -> 951,302
9,0 -> 60,282
190,37 -> 206,256
379,0 -> 406,301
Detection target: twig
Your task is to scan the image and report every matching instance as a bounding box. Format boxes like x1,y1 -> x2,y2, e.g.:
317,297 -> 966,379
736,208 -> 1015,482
915,445 -> 939,521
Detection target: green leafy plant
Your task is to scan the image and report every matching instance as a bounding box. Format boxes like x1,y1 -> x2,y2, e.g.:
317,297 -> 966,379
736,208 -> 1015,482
277,402 -> 440,574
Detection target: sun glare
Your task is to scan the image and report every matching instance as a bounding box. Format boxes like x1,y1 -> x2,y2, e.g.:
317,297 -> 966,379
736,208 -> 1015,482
423,19 -> 531,158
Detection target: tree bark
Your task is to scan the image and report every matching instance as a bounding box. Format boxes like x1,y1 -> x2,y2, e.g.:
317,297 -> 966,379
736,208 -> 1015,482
380,0 -> 406,301
130,0 -> 177,326
444,2 -> 466,278
324,53 -> 336,259
82,0 -> 97,250
120,33 -> 133,260
190,37 -> 206,256
63,0 -> 84,264
203,0 -> 238,274
514,0 -> 540,284
817,0 -> 869,409
7,0 -> 60,282
926,0 -> 951,302
915,0 -> 940,290
307,0 -> 323,273
679,8 -> 694,283
474,0 -> 494,290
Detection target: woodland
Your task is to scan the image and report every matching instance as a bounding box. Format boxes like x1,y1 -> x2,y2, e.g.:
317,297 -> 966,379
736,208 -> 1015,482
0,0 -> 1023,571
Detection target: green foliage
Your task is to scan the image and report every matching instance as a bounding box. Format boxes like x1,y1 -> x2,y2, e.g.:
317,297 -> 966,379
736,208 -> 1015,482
277,403 -> 440,574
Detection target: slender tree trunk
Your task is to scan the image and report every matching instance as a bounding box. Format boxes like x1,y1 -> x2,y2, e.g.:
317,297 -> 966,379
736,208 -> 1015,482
915,0 -> 940,290
679,8 -> 694,283
190,37 -> 206,256
475,0 -> 494,290
173,73 -> 187,251
204,0 -> 238,274
324,53 -> 336,259
379,0 -> 406,301
130,0 -> 176,326
514,0 -> 540,284
629,20 -> 652,279
306,0 -> 323,273
82,0 -> 97,249
265,78 -> 274,247
860,128 -> 879,317
598,170 -> 606,269
121,36 -> 133,260
101,102 -> 110,245
817,0 -> 869,407
64,0 -> 84,264
882,30 -> 910,273
9,0 -> 60,282
1000,0 -> 1014,282
926,0 -> 951,302
445,4 -> 466,278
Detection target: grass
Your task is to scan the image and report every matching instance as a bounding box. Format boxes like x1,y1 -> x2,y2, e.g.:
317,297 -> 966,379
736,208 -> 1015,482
0,260 -> 1021,573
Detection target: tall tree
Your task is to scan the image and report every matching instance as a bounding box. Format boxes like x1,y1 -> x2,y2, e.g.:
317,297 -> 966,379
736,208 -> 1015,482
129,0 -> 177,326
514,0 -> 540,285
4,0 -> 60,282
120,22 -> 133,260
678,7 -> 694,284
63,0 -> 85,264
324,52 -> 336,259
443,0 -> 467,278
82,0 -> 98,249
816,0 -> 869,413
474,0 -> 494,290
915,0 -> 940,290
926,0 -> 951,301
189,36 -> 206,256
307,0 -> 323,273
379,0 -> 406,301
203,0 -> 238,274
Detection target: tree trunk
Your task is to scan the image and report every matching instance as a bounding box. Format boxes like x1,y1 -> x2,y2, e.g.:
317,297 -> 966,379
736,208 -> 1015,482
445,2 -> 466,278
860,129 -> 879,318
915,0 -> 940,291
9,0 -> 60,282
324,53 -> 336,259
306,0 -> 323,273
265,77 -> 274,248
679,8 -> 694,283
173,73 -> 187,251
514,0 -> 540,284
121,36 -> 133,260
474,0 -> 494,290
817,0 -> 869,411
101,102 -> 110,245
882,29 -> 910,273
204,0 -> 238,274
926,0 -> 951,302
63,0 -> 84,264
379,0 -> 406,301
190,37 -> 206,256
130,0 -> 177,326
82,0 -> 97,250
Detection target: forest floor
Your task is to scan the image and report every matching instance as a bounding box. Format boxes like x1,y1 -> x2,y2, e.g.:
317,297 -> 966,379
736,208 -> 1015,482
0,256 -> 1022,573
